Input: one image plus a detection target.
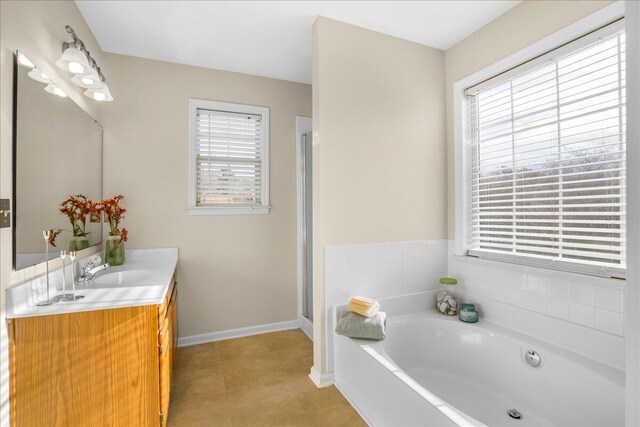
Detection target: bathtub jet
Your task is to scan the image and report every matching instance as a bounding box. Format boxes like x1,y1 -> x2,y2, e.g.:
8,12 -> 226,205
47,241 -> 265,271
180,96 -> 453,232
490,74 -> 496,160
508,409 -> 522,420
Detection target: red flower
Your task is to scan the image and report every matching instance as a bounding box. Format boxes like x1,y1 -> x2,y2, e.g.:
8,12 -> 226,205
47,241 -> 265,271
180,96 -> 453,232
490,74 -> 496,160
59,194 -> 98,237
117,228 -> 129,247
47,229 -> 63,247
98,195 -> 129,245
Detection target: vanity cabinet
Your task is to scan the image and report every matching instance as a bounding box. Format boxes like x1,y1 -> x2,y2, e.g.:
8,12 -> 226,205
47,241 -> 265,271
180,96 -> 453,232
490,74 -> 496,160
8,273 -> 178,426
159,280 -> 178,426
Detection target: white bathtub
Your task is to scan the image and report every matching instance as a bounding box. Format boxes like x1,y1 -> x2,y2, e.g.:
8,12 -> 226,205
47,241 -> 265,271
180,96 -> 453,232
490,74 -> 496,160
334,303 -> 624,426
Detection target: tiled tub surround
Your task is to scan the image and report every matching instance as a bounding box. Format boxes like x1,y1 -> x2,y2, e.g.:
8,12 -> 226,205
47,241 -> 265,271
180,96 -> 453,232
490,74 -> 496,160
324,239 -> 625,372
448,244 -> 625,336
448,242 -> 625,369
324,240 -> 448,371
325,240 -> 449,307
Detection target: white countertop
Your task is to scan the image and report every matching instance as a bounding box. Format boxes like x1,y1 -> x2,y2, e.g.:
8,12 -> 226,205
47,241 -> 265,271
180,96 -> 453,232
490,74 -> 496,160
6,248 -> 178,319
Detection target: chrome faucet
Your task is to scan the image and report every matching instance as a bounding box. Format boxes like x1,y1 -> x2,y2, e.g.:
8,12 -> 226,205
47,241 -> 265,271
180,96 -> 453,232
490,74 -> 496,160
79,263 -> 110,282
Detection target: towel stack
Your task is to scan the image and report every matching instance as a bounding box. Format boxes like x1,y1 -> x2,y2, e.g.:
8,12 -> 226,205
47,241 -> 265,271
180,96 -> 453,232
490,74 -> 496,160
335,296 -> 386,340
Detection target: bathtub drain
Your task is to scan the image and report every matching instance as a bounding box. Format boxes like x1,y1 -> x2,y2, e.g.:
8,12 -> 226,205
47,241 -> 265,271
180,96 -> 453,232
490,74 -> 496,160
508,409 -> 522,420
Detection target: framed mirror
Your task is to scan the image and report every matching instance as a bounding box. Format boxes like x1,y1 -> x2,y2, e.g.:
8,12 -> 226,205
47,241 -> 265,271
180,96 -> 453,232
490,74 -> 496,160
13,51 -> 103,270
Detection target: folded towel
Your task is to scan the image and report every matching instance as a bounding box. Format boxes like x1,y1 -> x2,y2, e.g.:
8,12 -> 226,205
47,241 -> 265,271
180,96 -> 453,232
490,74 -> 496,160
348,296 -> 380,317
335,310 -> 386,340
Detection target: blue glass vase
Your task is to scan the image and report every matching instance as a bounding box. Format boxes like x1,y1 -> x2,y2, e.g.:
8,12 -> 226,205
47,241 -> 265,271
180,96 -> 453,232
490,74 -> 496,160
459,303 -> 478,323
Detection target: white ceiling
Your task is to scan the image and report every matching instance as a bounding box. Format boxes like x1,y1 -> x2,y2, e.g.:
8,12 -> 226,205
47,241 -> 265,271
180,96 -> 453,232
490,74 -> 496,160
76,1 -> 520,84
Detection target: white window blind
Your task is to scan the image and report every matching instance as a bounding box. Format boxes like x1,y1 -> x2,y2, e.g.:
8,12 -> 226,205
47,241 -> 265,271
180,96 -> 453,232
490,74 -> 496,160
466,21 -> 626,276
188,99 -> 269,215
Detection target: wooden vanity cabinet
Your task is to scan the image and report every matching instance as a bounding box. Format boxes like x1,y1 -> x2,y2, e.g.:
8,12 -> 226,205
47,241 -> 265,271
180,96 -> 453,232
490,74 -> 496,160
158,280 -> 177,426
9,275 -> 178,427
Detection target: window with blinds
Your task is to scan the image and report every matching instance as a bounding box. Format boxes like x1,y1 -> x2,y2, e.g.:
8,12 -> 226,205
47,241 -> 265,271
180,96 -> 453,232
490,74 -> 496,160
188,100 -> 269,215
465,20 -> 626,276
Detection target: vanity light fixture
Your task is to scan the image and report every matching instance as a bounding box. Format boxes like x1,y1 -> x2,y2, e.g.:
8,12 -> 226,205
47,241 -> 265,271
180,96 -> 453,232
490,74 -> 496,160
84,83 -> 113,102
56,41 -> 91,75
57,25 -> 113,102
27,68 -> 51,84
16,51 -> 34,68
70,71 -> 100,89
70,57 -> 102,89
44,83 -> 67,98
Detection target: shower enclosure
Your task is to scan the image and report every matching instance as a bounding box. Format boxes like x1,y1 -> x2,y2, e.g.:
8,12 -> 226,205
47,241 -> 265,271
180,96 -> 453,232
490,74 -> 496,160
301,130 -> 313,320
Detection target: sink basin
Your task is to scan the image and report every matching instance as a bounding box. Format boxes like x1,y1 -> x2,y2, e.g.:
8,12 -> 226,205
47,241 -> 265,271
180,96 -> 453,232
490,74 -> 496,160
93,270 -> 154,287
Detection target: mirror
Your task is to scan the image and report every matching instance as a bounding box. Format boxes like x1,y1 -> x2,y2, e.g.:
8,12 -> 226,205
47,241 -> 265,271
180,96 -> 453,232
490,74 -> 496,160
13,51 -> 103,270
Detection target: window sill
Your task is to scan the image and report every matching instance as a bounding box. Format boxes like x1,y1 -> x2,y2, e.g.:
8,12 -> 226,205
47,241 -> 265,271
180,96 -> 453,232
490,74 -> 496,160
187,206 -> 270,216
452,251 -> 625,286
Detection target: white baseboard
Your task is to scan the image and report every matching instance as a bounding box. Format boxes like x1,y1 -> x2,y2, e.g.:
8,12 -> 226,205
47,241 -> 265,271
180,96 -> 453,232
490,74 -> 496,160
177,319 -> 298,347
298,314 -> 313,340
308,366 -> 334,388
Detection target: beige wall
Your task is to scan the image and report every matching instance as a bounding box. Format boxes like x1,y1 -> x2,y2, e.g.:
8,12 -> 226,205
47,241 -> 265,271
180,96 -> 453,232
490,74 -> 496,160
311,17 -> 446,375
101,53 -> 311,338
0,1 -> 105,423
445,0 -> 615,239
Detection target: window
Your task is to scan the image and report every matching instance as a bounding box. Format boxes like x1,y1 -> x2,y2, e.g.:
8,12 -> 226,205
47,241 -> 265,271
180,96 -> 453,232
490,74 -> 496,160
188,99 -> 269,215
464,20 -> 625,277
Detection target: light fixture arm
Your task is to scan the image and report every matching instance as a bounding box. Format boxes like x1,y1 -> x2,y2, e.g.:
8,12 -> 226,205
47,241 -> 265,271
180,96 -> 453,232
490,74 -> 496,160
62,25 -> 107,83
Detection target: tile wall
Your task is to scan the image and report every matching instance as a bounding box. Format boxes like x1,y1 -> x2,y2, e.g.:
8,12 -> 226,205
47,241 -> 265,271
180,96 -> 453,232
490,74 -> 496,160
448,242 -> 625,337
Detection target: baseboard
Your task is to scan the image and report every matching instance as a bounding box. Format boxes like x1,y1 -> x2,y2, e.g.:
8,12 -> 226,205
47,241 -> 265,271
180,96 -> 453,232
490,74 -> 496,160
334,381 -> 373,427
298,314 -> 313,340
177,319 -> 298,347
308,366 -> 334,388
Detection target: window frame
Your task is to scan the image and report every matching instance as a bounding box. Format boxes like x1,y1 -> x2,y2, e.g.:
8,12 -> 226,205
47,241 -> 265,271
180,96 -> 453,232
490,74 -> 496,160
187,98 -> 270,216
453,2 -> 626,279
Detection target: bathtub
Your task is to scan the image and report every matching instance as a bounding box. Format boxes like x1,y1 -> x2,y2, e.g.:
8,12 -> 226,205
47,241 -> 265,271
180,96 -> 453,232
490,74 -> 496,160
334,300 -> 624,426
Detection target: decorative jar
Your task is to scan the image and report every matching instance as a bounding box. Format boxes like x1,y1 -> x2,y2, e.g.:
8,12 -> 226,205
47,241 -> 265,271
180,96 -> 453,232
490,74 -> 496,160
459,303 -> 479,323
104,235 -> 125,266
436,277 -> 459,316
69,235 -> 89,252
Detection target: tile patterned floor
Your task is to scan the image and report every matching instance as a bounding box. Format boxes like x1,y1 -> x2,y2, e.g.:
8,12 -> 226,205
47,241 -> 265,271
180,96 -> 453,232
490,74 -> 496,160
168,329 -> 367,426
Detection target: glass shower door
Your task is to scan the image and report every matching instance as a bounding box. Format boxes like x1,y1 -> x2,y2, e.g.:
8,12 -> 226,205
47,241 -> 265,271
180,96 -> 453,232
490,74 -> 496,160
302,132 -> 313,320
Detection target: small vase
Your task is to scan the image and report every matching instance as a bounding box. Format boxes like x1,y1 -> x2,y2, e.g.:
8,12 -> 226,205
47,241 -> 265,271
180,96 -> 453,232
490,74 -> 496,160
104,235 -> 125,266
69,236 -> 90,252
459,303 -> 479,323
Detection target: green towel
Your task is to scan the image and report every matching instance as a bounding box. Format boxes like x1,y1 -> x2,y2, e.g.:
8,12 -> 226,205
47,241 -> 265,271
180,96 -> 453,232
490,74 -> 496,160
335,310 -> 387,340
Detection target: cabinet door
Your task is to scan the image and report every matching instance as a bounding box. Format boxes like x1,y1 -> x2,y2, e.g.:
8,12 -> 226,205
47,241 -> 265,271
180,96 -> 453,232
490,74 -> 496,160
10,306 -> 160,426
159,285 -> 176,426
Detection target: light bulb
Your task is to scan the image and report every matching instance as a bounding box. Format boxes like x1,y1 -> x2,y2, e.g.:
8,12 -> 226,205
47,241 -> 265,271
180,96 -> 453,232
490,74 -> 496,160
45,83 -> 67,97
27,68 -> 51,84
56,44 -> 91,75
70,67 -> 102,89
68,61 -> 84,74
17,52 -> 34,68
84,82 -> 113,102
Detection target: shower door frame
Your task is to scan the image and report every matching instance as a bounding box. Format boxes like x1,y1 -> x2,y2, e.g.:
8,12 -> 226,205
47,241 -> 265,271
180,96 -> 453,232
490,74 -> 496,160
296,116 -> 313,338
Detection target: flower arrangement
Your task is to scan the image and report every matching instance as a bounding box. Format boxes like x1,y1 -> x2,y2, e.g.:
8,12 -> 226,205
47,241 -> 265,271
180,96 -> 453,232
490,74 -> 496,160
59,195 -> 98,238
99,195 -> 128,247
99,195 -> 128,266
